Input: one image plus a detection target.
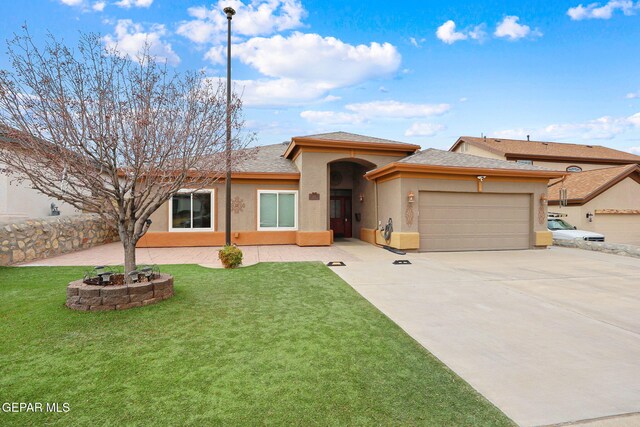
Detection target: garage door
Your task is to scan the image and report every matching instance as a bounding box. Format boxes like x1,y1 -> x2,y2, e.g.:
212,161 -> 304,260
419,192 -> 531,252
593,214 -> 640,246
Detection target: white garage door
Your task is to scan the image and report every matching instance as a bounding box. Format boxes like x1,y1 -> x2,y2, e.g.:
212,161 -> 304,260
419,192 -> 531,252
593,214 -> 640,246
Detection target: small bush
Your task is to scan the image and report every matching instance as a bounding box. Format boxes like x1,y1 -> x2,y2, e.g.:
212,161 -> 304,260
218,245 -> 243,269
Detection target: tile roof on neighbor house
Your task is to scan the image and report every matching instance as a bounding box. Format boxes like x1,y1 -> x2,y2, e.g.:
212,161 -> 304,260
547,164 -> 640,203
398,148 -> 560,171
453,136 -> 640,163
293,131 -> 418,147
234,142 -> 299,174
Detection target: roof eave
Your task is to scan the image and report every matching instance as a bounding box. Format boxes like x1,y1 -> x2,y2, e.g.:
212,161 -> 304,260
284,137 -> 421,159
365,162 -> 567,181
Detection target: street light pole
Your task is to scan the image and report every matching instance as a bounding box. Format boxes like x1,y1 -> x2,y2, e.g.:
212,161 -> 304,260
224,6 -> 235,247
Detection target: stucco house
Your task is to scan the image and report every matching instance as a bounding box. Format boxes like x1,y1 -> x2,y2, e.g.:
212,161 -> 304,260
449,136 -> 640,245
139,132 -> 563,252
0,128 -> 81,222
548,164 -> 640,245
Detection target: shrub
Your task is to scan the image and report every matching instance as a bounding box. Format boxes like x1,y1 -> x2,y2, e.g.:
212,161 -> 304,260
218,245 -> 243,269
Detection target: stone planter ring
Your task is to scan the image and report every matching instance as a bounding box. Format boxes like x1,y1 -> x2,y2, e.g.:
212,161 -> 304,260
66,273 -> 174,311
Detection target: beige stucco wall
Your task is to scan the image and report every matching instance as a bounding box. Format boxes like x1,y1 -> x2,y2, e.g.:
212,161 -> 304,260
552,177 -> 640,244
0,163 -> 81,221
377,177 -> 549,235
148,182 -> 299,232
453,144 -> 505,160
297,151 -> 406,232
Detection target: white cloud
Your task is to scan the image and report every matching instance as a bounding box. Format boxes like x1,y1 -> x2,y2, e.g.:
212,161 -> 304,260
345,100 -> 450,119
114,0 -> 153,8
409,37 -> 426,48
495,16 -> 542,40
58,0 -> 106,11
494,112 -> 640,140
177,0 -> 306,45
211,32 -> 400,106
626,90 -> 640,99
436,20 -> 487,44
469,24 -> 488,42
230,33 -> 400,85
300,110 -> 363,125
405,123 -> 446,137
436,20 -> 468,44
300,100 -> 450,128
629,146 -> 640,154
103,19 -> 180,66
567,1 -> 639,20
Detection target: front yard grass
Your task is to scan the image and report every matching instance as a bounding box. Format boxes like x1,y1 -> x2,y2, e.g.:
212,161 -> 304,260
0,262 -> 512,426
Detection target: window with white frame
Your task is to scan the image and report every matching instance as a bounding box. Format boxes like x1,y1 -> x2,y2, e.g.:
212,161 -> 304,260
169,189 -> 215,231
258,190 -> 298,230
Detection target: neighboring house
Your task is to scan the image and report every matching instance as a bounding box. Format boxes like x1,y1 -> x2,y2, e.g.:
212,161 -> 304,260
450,136 -> 640,171
548,164 -> 640,245
139,132 -> 563,252
449,136 -> 640,245
0,129 -> 81,222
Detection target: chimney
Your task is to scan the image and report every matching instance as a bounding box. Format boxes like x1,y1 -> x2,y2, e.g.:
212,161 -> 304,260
526,135 -> 530,141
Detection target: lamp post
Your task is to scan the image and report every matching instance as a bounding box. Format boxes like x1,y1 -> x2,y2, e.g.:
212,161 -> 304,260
224,6 -> 235,246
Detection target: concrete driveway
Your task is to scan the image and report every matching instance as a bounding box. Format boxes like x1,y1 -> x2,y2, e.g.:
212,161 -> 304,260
331,244 -> 640,427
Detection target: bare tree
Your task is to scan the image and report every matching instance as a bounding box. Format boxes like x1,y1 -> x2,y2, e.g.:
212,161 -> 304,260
0,28 -> 249,278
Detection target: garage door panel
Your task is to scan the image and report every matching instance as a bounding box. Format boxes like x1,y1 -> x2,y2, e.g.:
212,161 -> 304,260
419,192 -> 531,252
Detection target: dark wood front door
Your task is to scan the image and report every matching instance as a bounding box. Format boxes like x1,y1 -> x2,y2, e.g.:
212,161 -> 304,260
330,195 -> 352,238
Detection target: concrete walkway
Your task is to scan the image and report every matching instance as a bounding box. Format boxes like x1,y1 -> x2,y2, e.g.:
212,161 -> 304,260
20,239 -> 370,267
330,245 -> 640,427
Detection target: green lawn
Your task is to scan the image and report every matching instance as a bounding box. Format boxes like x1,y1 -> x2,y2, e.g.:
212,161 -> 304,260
0,263 -> 512,426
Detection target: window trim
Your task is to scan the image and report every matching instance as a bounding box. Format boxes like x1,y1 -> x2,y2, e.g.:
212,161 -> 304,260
257,190 -> 298,231
566,165 -> 583,172
168,188 -> 216,232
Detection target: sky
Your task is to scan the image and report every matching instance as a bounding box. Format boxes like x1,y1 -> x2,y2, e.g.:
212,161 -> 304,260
1,0 -> 640,153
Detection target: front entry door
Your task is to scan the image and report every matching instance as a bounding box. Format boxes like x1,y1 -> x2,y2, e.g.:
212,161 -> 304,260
330,195 -> 352,238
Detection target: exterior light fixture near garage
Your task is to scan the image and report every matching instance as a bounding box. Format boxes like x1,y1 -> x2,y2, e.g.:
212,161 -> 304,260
407,191 -> 415,203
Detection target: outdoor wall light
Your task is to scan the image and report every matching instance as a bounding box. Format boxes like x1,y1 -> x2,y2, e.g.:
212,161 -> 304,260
359,193 -> 364,203
407,191 -> 415,203
586,212 -> 594,222
539,194 -> 548,206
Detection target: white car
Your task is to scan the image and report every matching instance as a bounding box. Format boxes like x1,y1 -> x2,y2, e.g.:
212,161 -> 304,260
547,217 -> 605,242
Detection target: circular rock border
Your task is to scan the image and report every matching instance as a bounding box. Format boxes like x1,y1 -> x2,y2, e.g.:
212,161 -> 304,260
65,273 -> 174,311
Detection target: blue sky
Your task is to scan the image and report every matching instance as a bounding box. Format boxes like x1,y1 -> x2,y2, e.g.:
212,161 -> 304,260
1,0 -> 640,152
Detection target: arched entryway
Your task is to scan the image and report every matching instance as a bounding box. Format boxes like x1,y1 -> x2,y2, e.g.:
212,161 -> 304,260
328,158 -> 377,239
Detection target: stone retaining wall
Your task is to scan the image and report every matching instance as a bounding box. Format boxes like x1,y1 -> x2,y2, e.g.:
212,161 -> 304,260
553,239 -> 640,259
0,214 -> 118,266
66,274 -> 174,311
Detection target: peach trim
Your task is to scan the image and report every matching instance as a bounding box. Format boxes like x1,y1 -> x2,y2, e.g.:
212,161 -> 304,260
374,171 -> 551,184
137,230 -> 299,247
365,162 -> 566,182
296,231 -> 332,246
284,138 -> 420,159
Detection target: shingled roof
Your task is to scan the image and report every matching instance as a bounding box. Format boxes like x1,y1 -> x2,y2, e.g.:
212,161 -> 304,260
293,131 -> 418,147
234,142 -> 299,174
453,136 -> 640,164
548,164 -> 640,204
398,148 -> 559,171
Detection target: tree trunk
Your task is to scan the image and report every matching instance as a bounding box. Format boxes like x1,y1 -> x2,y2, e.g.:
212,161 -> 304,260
123,239 -> 137,280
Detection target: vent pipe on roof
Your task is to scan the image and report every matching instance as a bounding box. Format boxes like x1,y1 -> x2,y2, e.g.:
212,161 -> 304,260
527,135 -> 530,141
